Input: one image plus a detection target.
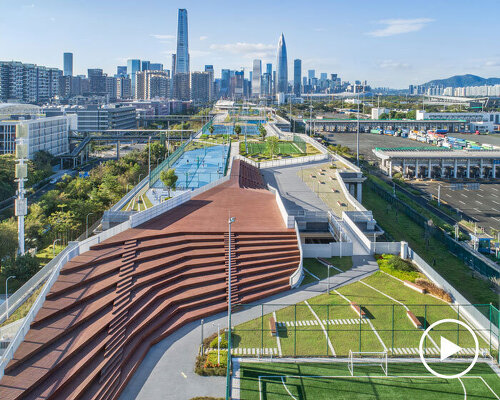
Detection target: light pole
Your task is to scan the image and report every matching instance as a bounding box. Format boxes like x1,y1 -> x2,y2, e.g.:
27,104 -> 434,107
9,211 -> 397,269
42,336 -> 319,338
6,275 -> 16,319
356,92 -> 360,167
148,136 -> 151,176
226,216 -> 235,400
213,322 -> 221,365
86,212 -> 94,239
138,174 -> 143,184
52,238 -> 61,258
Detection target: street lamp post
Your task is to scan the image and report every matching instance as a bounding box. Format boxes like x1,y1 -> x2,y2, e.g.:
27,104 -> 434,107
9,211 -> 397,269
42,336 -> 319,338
148,136 -> 151,176
226,216 -> 235,400
5,275 -> 16,319
86,212 -> 94,239
138,174 -> 143,184
356,92 -> 360,167
52,238 -> 61,258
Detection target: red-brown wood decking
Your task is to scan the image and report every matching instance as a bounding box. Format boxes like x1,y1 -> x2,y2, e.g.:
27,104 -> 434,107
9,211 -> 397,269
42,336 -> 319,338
0,160 -> 300,400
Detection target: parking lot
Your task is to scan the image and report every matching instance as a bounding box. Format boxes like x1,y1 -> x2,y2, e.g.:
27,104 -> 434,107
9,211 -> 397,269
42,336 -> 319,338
328,132 -> 500,233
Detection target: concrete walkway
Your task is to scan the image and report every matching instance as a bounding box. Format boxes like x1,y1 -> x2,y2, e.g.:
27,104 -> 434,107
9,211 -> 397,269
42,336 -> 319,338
119,257 -> 378,400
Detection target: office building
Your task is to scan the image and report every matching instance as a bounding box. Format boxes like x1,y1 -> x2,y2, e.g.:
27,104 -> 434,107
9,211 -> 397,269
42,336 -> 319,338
220,69 -> 230,98
149,63 -> 164,71
190,71 -> 210,103
88,69 -> 107,95
276,33 -> 288,94
308,69 -> 315,83
76,105 -> 136,132
63,53 -> 73,76
141,61 -> 150,71
293,59 -> 301,97
0,114 -> 69,158
116,66 -> 127,77
252,59 -> 262,97
175,9 -> 189,74
127,59 -> 141,95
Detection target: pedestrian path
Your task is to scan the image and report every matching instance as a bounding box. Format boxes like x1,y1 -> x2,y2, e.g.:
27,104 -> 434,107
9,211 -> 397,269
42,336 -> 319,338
390,347 -> 488,356
277,319 -> 368,327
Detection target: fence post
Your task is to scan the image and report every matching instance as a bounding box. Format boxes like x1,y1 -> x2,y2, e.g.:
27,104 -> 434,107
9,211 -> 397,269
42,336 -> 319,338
457,305 -> 460,346
294,304 -> 297,358
327,304 -> 329,357
489,303 -> 492,356
424,305 -> 427,355
261,304 -> 264,354
392,305 -> 395,355
359,304 -> 362,352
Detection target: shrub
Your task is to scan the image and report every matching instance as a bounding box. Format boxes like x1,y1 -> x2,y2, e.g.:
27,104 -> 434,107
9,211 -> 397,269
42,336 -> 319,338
377,254 -> 420,282
194,351 -> 227,376
209,334 -> 228,349
415,278 -> 452,302
387,256 -> 417,272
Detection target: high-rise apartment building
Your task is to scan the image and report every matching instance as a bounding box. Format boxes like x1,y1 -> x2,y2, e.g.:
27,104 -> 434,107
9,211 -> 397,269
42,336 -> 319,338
127,59 -> 141,94
116,76 -> 132,99
135,70 -> 169,100
293,59 -> 301,97
173,72 -> 190,100
276,33 -> 288,94
204,65 -> 214,101
88,69 -> 107,95
190,72 -> 210,104
252,59 -> 262,97
63,53 -> 73,76
175,9 -> 189,74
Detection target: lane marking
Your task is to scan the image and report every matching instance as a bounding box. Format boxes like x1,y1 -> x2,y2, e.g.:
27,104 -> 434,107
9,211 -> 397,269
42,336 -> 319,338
459,200 -> 466,205
305,301 -> 336,356
181,372 -> 187,378
475,201 -> 483,205
273,311 -> 283,357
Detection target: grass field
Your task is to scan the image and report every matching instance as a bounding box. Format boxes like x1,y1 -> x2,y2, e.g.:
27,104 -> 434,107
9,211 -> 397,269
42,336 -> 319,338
240,140 -> 320,161
233,270 -> 494,358
238,361 -> 500,399
301,257 -> 353,286
362,183 -> 498,308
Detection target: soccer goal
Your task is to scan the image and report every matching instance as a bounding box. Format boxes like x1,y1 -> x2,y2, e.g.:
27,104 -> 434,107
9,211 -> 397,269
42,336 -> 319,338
348,350 -> 388,376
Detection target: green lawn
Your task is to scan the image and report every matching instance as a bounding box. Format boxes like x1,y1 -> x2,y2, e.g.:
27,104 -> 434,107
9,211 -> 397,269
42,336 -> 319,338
363,183 -> 498,308
233,272 -> 494,357
301,257 -> 353,286
239,362 -> 500,400
240,140 -> 320,161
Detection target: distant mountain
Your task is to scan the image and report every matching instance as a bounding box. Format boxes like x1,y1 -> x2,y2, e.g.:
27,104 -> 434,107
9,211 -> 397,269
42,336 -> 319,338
422,74 -> 500,88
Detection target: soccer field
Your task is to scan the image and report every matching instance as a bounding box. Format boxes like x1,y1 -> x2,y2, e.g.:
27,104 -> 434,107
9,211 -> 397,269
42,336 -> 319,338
245,141 -> 304,155
238,362 -> 500,399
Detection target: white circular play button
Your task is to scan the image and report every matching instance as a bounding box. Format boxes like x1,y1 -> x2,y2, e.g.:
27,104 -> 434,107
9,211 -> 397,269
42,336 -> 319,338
419,318 -> 479,379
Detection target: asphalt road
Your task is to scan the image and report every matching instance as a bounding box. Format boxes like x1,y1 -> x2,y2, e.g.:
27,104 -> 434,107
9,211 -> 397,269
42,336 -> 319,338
412,181 -> 500,232
328,132 -> 500,233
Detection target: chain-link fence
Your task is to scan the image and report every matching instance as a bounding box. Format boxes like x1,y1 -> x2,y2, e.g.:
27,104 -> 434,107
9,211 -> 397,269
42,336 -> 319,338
366,178 -> 499,280
225,303 -> 499,362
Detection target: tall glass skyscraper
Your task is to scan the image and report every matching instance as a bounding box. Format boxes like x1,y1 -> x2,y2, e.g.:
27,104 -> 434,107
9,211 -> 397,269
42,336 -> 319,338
252,59 -> 262,97
127,59 -> 141,95
175,9 -> 189,74
276,33 -> 288,93
63,53 -> 73,76
293,59 -> 301,97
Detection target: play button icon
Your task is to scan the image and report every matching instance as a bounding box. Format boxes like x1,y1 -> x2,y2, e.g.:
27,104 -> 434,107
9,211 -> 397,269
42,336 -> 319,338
419,319 -> 479,379
440,336 -> 462,361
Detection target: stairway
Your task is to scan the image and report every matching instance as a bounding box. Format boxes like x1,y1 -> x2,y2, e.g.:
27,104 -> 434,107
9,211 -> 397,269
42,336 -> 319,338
224,232 -> 239,308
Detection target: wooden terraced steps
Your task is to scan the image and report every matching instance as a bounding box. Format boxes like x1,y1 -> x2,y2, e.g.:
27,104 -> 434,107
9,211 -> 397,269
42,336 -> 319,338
0,160 -> 300,400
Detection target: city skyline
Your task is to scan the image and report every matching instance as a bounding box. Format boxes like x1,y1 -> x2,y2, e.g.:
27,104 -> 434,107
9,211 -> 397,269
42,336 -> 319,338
1,1 -> 500,87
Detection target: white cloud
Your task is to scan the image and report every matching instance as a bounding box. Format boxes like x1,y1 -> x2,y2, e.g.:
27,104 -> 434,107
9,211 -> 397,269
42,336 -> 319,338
209,42 -> 275,58
368,18 -> 434,37
378,60 -> 410,69
150,34 -> 175,40
199,36 -> 208,41
22,3 -> 35,9
484,60 -> 500,67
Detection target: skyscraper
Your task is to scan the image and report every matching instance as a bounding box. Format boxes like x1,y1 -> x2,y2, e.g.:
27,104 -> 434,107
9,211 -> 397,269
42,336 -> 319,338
204,65 -> 214,101
116,66 -> 127,77
293,59 -> 301,97
252,59 -> 261,97
141,61 -> 151,71
127,59 -> 141,95
175,9 -> 189,74
276,33 -> 288,94
63,53 -> 73,76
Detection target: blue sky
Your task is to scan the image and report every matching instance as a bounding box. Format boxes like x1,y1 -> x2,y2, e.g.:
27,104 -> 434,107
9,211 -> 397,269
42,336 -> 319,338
1,0 -> 499,88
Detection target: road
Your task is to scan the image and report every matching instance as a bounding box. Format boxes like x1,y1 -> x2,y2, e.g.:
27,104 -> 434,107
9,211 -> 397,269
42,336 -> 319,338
328,132 -> 500,233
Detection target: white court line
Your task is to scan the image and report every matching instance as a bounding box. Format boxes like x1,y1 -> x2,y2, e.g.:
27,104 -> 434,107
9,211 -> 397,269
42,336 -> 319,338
367,319 -> 387,352
305,300 -> 336,356
359,281 -> 408,311
458,377 -> 466,400
281,377 -> 298,400
477,376 -> 500,399
303,267 -> 320,281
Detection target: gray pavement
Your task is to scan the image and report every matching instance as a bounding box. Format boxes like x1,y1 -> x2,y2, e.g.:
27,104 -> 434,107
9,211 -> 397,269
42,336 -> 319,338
119,257 -> 378,400
262,161 -> 330,214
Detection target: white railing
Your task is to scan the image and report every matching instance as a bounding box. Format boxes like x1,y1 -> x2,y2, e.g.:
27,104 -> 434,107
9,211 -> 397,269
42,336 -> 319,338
290,220 -> 304,288
0,318 -> 26,341
110,176 -> 149,212
342,211 -> 373,253
408,246 -> 498,348
335,170 -> 366,212
298,133 -> 329,155
130,192 -> 191,228
372,241 -> 401,254
267,184 -> 294,229
258,154 -> 327,169
329,150 -> 361,173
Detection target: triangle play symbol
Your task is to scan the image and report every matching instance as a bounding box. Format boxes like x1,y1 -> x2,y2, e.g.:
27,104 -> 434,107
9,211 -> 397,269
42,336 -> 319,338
440,336 -> 462,361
